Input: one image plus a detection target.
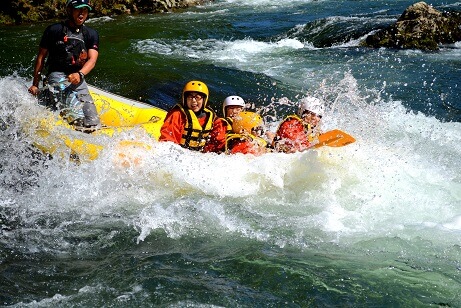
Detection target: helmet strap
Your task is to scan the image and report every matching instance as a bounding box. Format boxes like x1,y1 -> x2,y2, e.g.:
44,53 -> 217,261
66,6 -> 72,18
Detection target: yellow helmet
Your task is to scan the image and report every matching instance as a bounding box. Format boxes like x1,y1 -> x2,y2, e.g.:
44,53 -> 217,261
232,111 -> 263,134
182,80 -> 209,107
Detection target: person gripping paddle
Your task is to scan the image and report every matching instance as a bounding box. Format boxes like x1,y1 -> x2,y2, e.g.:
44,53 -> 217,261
272,97 -> 355,153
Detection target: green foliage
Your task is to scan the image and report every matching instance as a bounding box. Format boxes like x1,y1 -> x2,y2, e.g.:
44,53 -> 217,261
1,0 -> 66,24
0,0 -> 207,25
0,13 -> 15,25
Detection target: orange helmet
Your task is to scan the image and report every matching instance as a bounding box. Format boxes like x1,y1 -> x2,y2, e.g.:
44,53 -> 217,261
232,111 -> 263,134
182,80 -> 209,107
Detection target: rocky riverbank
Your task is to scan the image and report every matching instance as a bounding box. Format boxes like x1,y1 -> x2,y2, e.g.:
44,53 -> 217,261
361,2 -> 461,51
0,0 -> 211,25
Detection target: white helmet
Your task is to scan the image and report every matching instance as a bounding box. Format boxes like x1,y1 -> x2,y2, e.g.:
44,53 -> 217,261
222,96 -> 246,116
297,96 -> 325,118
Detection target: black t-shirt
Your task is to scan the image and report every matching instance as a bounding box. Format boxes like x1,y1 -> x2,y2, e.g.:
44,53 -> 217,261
39,21 -> 99,74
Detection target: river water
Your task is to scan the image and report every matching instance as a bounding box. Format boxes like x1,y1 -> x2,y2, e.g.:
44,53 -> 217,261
1,0 -> 461,306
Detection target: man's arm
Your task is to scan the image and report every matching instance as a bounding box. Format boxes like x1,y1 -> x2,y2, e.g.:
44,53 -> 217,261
28,47 -> 48,95
159,109 -> 184,144
67,48 -> 99,85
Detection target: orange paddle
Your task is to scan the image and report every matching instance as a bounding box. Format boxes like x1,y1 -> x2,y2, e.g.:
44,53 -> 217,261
314,129 -> 356,148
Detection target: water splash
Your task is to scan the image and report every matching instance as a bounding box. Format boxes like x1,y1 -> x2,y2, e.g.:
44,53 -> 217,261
1,74 -> 460,256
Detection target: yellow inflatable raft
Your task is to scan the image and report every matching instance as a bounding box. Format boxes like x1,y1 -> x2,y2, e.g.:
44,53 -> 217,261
31,85 -> 167,162
28,85 -> 355,162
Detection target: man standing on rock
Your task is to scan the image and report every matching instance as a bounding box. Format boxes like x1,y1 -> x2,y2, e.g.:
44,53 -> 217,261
28,0 -> 100,130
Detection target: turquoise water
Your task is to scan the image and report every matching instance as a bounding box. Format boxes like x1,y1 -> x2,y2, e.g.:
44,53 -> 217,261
1,0 -> 461,306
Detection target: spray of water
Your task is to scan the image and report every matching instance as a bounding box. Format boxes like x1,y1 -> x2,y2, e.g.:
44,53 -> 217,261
1,75 -> 460,255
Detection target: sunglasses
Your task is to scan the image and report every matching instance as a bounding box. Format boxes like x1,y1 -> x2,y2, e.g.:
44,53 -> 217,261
187,94 -> 203,101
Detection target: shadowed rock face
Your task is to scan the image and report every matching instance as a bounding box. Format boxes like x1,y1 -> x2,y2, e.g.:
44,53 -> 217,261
362,1 -> 461,51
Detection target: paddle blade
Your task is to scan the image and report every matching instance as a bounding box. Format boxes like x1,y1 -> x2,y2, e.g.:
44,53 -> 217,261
314,129 -> 356,148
